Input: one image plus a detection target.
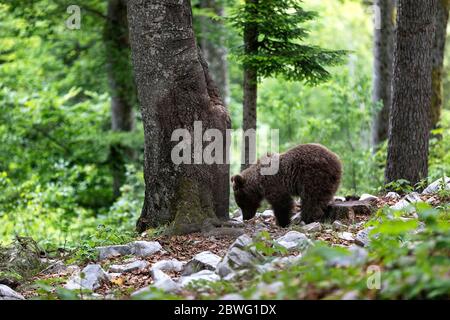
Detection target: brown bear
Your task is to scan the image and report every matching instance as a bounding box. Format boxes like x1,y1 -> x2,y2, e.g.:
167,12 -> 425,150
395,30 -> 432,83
231,143 -> 342,227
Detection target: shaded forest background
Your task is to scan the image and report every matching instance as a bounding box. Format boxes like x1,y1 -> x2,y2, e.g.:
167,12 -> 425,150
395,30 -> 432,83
0,0 -> 449,248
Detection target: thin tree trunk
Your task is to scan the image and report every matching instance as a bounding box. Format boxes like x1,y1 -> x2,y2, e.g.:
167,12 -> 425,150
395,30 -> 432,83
198,0 -> 230,105
241,0 -> 259,171
431,0 -> 449,130
371,0 -> 395,147
104,0 -> 135,198
385,0 -> 437,185
127,0 -> 230,234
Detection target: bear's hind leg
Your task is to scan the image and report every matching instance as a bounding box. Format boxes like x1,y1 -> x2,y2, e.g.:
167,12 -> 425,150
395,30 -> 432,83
266,193 -> 294,228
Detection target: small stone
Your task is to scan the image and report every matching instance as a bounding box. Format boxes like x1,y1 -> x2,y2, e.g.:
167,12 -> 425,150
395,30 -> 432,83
252,281 -> 284,299
302,222 -> 322,233
390,199 -> 411,211
216,234 -> 264,277
130,241 -> 162,257
359,194 -> 378,202
179,270 -> 220,287
151,269 -> 172,282
422,177 -> 450,194
151,259 -> 185,273
341,290 -> 359,300
386,192 -> 401,200
334,196 -> 346,202
182,251 -> 222,276
328,245 -> 368,267
338,232 -> 355,241
355,227 -> 374,247
405,192 -> 422,204
97,245 -> 131,260
109,260 -> 149,273
232,234 -> 253,249
220,293 -> 244,300
64,264 -> 110,291
275,231 -> 311,251
0,284 -> 24,300
260,210 -> 274,218
154,277 -> 180,293
332,220 -> 347,231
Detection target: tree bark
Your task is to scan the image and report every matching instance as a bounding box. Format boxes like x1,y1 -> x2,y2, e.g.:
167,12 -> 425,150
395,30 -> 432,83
431,0 -> 449,130
198,0 -> 230,105
241,0 -> 259,171
371,0 -> 395,147
104,0 -> 135,198
127,0 -> 230,234
385,0 -> 437,185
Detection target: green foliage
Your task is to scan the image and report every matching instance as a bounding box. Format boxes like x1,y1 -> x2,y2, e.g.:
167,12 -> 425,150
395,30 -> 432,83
230,0 -> 345,83
193,204 -> 450,300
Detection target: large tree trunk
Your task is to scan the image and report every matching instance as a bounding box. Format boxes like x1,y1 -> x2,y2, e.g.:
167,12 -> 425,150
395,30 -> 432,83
104,0 -> 135,198
198,0 -> 230,105
241,0 -> 259,171
385,0 -> 437,185
127,0 -> 230,234
371,0 -> 395,147
431,0 -> 449,130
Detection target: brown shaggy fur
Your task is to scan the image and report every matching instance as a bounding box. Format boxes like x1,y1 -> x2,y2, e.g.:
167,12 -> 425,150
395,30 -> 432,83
231,144 -> 342,227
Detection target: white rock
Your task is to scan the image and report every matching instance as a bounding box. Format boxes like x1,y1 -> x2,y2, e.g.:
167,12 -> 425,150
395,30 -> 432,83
232,234 -> 253,249
260,210 -> 274,218
151,269 -> 172,282
151,259 -> 185,273
109,260 -> 149,273
386,192 -> 401,200
131,269 -> 180,297
275,231 -> 311,251
220,293 -> 244,300
359,194 -> 378,201
154,278 -> 181,293
64,264 -> 110,291
355,227 -> 374,247
328,246 -> 368,267
390,199 -> 411,211
302,222 -> 322,233
341,290 -> 359,300
0,285 -> 24,300
334,196 -> 346,202
183,251 -> 222,276
216,234 -> 263,277
130,241 -> 162,257
97,244 -> 131,260
252,281 -> 284,299
422,177 -> 450,194
332,220 -> 347,231
338,232 -> 355,241
271,255 -> 302,266
405,192 -> 422,204
179,270 -> 220,287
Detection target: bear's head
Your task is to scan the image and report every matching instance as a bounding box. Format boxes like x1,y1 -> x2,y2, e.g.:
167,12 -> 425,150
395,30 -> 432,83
231,174 -> 261,221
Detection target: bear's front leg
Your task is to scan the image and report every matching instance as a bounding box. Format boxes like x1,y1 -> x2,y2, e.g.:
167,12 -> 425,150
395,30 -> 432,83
301,197 -> 325,224
266,193 -> 294,228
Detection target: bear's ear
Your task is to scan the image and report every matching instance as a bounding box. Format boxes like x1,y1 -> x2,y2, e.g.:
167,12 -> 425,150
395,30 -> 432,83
231,175 -> 245,189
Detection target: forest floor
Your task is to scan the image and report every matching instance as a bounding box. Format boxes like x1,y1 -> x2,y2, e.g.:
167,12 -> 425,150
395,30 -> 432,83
11,191 -> 443,300
2,189 -> 448,300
